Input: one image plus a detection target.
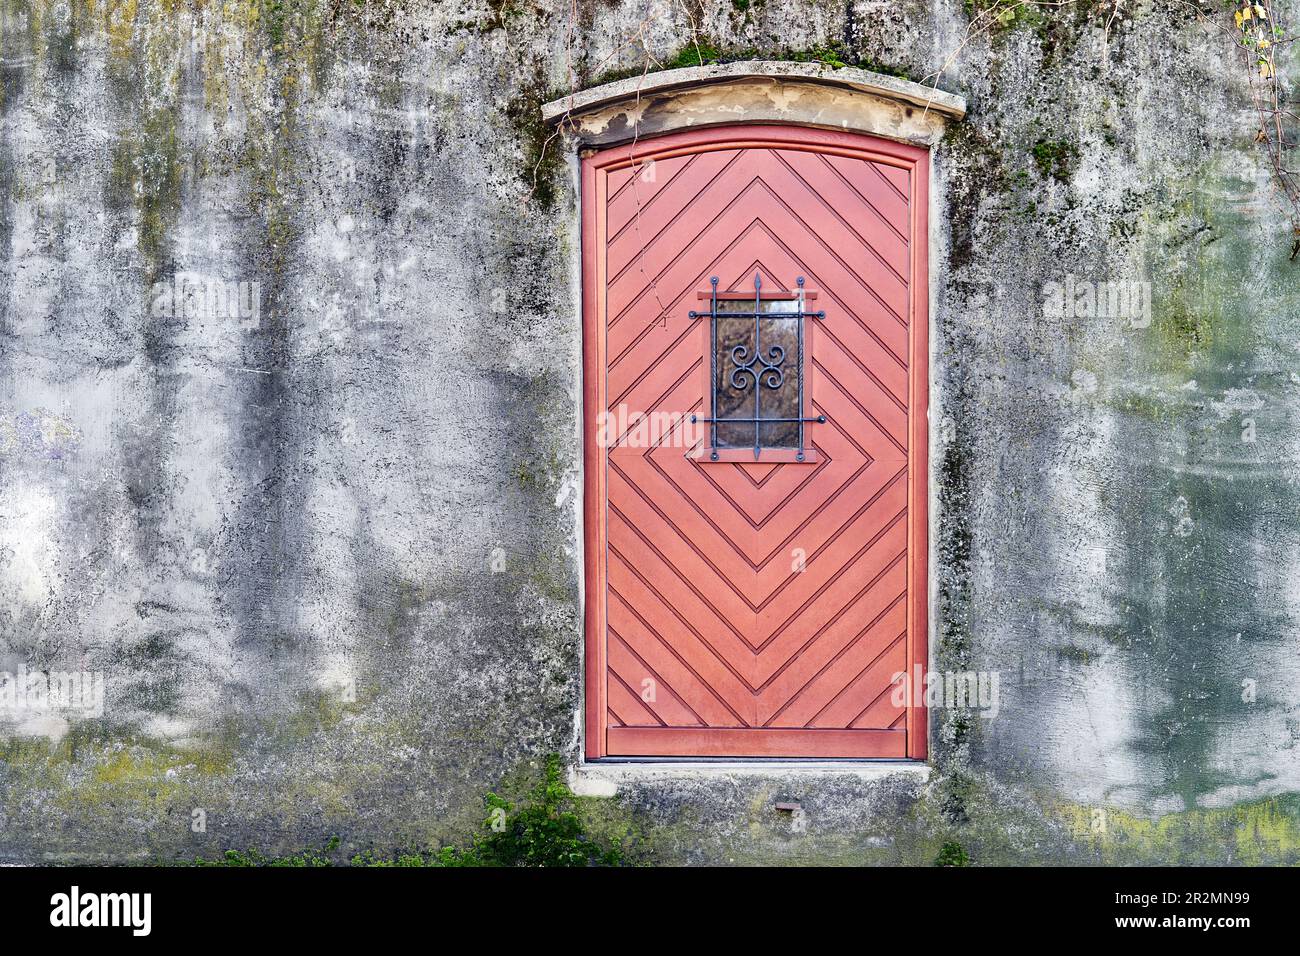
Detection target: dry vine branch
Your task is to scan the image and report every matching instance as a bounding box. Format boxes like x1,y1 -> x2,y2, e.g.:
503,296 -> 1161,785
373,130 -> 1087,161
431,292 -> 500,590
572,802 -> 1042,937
1233,0 -> 1300,257
525,1 -> 662,207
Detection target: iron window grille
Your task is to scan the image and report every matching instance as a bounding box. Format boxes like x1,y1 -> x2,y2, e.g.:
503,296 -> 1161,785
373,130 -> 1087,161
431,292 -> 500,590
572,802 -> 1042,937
689,273 -> 826,461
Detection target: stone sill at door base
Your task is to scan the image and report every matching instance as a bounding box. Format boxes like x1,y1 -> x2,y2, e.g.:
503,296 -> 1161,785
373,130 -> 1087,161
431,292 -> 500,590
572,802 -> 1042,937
570,759 -> 931,797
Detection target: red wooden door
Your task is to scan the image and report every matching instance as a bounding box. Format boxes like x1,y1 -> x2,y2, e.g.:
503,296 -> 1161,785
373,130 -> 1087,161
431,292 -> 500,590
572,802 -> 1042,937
582,125 -> 928,759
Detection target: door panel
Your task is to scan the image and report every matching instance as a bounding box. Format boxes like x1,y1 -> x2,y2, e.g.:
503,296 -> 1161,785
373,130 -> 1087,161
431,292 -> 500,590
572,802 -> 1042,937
582,125 -> 929,759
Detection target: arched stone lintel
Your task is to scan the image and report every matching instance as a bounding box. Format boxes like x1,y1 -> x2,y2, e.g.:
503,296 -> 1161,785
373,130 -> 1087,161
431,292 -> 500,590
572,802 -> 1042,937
540,61 -> 966,149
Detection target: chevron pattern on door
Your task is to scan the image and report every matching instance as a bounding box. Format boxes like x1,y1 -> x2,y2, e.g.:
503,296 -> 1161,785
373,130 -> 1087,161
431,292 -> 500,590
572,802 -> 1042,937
582,125 -> 929,759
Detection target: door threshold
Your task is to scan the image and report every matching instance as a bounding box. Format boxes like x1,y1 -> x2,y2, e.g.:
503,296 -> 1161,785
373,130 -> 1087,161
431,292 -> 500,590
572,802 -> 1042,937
570,758 -> 930,796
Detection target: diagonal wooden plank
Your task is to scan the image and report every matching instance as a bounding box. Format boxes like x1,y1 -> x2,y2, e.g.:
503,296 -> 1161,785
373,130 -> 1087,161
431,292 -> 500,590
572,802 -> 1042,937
800,150 -> 909,243
802,630 -> 908,729
608,151 -> 706,238
814,343 -> 908,452
692,376 -> 903,533
607,502 -> 760,668
765,149 -> 909,286
754,514 -> 909,693
608,595 -> 747,727
738,186 -> 909,351
608,149 -> 744,277
616,403 -> 899,606
746,173 -> 911,334
607,217 -> 773,396
823,153 -> 910,230
640,422 -> 869,571
656,409 -> 895,559
751,467 -> 908,626
607,667 -> 665,726
872,159 -> 911,199
610,456 -> 764,605
607,557 -> 759,721
607,161 -> 775,324
760,581 -> 908,726
813,633 -> 908,729
609,629 -> 705,726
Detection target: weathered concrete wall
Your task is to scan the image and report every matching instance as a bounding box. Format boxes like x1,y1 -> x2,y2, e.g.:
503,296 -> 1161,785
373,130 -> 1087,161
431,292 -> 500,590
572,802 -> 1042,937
1,0 -> 1299,864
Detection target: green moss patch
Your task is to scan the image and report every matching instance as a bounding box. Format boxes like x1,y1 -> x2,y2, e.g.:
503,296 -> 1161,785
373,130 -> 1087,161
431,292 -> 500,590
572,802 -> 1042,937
1030,138 -> 1079,183
197,755 -> 643,866
590,39 -> 915,89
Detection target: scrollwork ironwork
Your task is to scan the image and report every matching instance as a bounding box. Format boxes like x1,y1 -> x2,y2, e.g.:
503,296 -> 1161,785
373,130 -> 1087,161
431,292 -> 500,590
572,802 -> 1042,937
729,342 -> 785,393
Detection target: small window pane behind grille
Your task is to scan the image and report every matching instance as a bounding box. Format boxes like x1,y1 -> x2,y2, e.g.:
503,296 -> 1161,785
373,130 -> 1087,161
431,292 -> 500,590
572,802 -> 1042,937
714,298 -> 800,449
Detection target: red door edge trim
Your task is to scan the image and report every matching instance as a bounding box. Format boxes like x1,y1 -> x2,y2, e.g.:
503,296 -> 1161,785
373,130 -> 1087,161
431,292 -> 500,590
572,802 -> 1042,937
580,123 -> 931,762
907,149 -> 930,761
582,157 -> 608,758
